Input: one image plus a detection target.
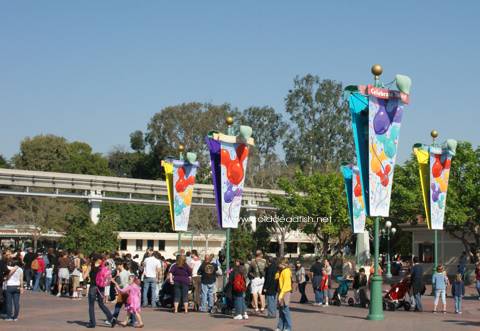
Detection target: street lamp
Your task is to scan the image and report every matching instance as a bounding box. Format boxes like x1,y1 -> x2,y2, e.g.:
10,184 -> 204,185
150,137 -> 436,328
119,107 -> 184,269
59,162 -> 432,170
382,221 -> 396,279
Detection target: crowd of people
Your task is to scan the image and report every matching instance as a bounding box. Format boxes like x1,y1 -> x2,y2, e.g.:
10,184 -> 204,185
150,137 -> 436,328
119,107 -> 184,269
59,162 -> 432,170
1,245 -> 480,330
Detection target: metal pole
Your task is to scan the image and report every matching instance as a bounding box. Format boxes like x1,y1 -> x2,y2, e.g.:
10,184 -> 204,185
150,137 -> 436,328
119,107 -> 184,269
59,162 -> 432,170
178,232 -> 182,253
434,229 -> 438,270
386,229 -> 392,278
224,119 -> 234,282
367,216 -> 384,320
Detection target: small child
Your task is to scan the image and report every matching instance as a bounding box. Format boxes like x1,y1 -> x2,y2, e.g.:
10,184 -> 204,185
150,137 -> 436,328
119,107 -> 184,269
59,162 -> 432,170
113,275 -> 143,328
45,264 -> 53,294
451,273 -> 465,314
320,270 -> 329,307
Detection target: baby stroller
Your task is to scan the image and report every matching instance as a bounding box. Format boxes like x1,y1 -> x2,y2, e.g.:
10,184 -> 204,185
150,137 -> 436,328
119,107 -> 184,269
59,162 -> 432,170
210,291 -> 233,315
383,276 -> 412,311
158,281 -> 174,308
331,276 -> 354,306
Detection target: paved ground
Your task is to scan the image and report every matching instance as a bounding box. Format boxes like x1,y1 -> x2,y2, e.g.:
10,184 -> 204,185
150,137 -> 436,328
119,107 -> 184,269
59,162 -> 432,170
1,284 -> 479,331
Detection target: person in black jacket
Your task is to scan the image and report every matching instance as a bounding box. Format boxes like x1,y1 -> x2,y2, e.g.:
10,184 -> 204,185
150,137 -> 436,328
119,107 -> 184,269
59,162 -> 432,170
410,256 -> 425,312
262,256 -> 277,318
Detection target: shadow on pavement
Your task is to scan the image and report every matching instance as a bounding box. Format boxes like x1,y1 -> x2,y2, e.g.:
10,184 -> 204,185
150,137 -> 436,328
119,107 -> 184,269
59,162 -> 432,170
66,320 -> 89,327
444,319 -> 480,327
244,326 -> 274,331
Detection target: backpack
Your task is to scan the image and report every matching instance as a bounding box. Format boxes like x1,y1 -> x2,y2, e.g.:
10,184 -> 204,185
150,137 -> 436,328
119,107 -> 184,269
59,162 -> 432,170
95,264 -> 112,288
233,272 -> 246,293
31,259 -> 39,271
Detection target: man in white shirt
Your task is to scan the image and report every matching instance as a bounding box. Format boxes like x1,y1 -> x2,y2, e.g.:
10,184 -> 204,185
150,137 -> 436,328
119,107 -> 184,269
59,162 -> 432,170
142,250 -> 161,308
188,250 -> 202,310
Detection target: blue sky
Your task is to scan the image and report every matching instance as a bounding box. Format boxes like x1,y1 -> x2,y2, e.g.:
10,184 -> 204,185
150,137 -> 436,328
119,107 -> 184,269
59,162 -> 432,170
1,1 -> 479,164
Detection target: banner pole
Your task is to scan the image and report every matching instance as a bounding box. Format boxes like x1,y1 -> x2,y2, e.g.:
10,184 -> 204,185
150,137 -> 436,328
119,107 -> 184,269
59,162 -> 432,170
177,144 -> 185,254
367,216 -> 384,320
224,116 -> 234,282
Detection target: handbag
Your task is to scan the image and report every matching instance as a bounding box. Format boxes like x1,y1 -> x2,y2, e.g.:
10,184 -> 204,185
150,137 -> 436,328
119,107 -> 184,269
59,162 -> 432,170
116,292 -> 129,304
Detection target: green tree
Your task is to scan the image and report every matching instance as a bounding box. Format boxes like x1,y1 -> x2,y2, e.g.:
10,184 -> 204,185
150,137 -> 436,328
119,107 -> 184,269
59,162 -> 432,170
100,202 -> 171,232
145,102 -> 240,182
269,170 -> 351,257
12,134 -> 111,175
230,222 -> 256,262
283,75 -> 354,174
130,130 -> 146,152
0,154 -> 9,168
390,141 -> 480,257
61,210 -> 119,256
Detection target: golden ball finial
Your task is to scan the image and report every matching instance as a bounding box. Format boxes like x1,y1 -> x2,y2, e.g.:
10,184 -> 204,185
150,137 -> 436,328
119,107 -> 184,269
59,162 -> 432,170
178,144 -> 185,152
371,64 -> 383,77
226,116 -> 234,126
430,130 -> 439,139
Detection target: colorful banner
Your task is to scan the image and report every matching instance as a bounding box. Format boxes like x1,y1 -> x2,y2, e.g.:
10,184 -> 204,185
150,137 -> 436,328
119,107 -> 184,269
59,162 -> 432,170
205,132 -> 254,228
429,145 -> 454,230
368,95 -> 405,216
413,145 -> 431,227
161,159 -> 199,232
341,164 -> 366,233
348,85 -> 409,217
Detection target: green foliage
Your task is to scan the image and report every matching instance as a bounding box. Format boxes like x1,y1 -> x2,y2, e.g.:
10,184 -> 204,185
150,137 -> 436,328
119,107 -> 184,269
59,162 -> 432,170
100,202 -> 171,232
0,154 -> 9,168
61,210 -> 119,255
230,223 -> 256,262
269,170 -> 351,256
12,134 -> 110,175
391,141 -> 480,253
130,130 -> 146,152
146,102 -> 240,182
283,75 -> 354,174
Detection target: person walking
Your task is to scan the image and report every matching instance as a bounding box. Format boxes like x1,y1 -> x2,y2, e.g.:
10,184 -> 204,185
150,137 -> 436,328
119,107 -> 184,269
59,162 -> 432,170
83,254 -> 116,328
112,259 -> 135,325
23,248 -> 35,290
432,265 -> 449,314
32,253 -> 45,292
57,251 -> 70,297
451,273 -> 465,314
188,250 -> 202,311
263,257 -> 278,318
112,275 -> 144,328
198,254 -> 217,313
230,259 -> 248,320
141,249 -> 162,308
294,261 -> 308,304
276,258 -> 292,331
249,250 -> 267,314
475,262 -> 480,300
4,259 -> 23,321
309,257 -> 323,306
168,255 -> 192,313
410,257 -> 425,312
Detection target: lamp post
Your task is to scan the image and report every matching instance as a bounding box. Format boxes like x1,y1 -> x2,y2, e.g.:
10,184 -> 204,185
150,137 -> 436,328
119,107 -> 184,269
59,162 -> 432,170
367,64 -> 385,321
382,221 -> 396,279
224,116 -> 234,282
430,130 -> 439,270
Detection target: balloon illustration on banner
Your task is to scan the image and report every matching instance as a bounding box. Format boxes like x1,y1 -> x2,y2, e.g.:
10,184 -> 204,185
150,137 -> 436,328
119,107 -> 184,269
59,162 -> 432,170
413,137 -> 456,230
161,152 -> 199,232
341,163 -> 366,233
344,71 -> 411,217
205,124 -> 254,229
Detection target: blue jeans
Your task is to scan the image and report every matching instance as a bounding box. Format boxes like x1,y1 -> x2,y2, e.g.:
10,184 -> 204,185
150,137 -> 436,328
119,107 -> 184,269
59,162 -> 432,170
314,289 -> 323,304
234,294 -> 246,315
45,277 -> 52,294
476,280 -> 480,297
88,285 -> 113,326
414,293 -> 423,311
454,296 -> 462,312
277,303 -> 292,330
24,268 -> 33,289
142,277 -> 157,307
266,294 -> 277,317
33,271 -> 42,292
200,283 -> 215,312
5,286 -> 20,319
113,301 -> 136,324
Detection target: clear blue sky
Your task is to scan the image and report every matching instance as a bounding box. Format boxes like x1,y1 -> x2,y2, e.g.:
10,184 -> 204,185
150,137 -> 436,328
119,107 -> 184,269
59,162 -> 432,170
1,1 -> 479,163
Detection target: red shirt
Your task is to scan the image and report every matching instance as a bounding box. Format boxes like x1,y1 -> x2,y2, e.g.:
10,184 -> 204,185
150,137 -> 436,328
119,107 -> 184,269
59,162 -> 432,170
35,257 -> 46,273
